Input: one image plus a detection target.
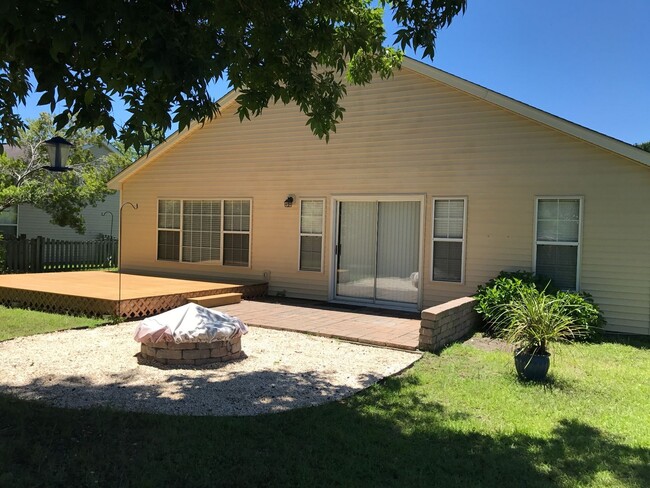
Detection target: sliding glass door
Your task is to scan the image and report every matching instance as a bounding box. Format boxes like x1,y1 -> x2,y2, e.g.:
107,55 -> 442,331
335,199 -> 421,306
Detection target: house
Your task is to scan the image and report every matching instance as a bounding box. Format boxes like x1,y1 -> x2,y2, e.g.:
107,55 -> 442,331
1,142 -> 120,241
108,57 -> 650,336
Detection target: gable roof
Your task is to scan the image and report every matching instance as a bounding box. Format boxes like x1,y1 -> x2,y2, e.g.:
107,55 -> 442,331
108,57 -> 650,189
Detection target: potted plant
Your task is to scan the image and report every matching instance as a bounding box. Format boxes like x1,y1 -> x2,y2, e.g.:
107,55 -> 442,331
491,287 -> 589,381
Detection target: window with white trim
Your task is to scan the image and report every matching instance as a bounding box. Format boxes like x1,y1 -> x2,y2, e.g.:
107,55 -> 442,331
0,205 -> 18,238
535,197 -> 581,290
299,199 -> 324,271
223,200 -> 251,266
157,200 -> 181,261
157,199 -> 251,266
432,198 -> 466,282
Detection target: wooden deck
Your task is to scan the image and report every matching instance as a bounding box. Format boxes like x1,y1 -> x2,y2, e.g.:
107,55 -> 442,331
0,271 -> 267,318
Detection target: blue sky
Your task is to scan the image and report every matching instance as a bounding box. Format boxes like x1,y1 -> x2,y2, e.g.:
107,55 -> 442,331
384,0 -> 649,145
17,0 -> 650,145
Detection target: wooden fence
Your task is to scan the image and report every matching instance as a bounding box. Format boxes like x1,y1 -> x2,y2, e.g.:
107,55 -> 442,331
1,237 -> 118,273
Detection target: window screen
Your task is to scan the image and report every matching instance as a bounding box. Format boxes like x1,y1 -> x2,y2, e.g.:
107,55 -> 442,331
157,200 -> 180,261
536,198 -> 580,289
300,200 -> 324,271
432,199 -> 465,282
223,200 -> 251,266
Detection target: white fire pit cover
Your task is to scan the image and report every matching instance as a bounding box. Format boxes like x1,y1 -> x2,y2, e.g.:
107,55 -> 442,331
134,303 -> 248,344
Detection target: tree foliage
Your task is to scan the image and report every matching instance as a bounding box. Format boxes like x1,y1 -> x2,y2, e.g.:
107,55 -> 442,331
635,141 -> 650,152
0,1 -> 466,151
0,113 -> 132,233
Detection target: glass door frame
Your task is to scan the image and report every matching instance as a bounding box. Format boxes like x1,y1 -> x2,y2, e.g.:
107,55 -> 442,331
328,194 -> 426,311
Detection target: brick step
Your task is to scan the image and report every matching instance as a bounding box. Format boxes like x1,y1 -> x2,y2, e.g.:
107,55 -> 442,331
188,292 -> 242,307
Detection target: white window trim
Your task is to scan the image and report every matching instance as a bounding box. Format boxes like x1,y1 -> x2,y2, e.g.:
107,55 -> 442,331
431,197 -> 467,284
221,199 -> 253,267
156,199 -> 182,262
156,197 -> 252,267
532,196 -> 583,291
298,198 -> 325,273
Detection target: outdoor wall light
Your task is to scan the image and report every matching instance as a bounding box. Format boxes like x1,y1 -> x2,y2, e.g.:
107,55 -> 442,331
43,136 -> 73,172
284,195 -> 295,208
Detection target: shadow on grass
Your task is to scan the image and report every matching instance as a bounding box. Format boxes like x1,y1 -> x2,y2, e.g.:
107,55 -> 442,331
599,333 -> 650,350
515,373 -> 576,392
0,371 -> 648,487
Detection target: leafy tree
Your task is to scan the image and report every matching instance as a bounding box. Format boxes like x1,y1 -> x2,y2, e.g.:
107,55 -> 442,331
0,113 -> 132,233
0,1 -> 466,151
635,141 -> 650,152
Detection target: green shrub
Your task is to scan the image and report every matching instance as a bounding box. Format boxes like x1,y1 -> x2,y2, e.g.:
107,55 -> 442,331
474,271 -> 544,329
475,270 -> 605,338
555,291 -> 605,339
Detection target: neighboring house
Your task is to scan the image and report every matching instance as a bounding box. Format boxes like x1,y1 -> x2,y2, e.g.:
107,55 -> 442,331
108,57 -> 650,336
1,143 -> 120,241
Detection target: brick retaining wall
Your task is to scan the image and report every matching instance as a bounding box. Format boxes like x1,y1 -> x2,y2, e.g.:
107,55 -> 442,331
418,297 -> 481,351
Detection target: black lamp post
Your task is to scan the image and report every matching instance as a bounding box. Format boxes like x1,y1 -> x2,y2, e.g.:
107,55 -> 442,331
43,136 -> 74,172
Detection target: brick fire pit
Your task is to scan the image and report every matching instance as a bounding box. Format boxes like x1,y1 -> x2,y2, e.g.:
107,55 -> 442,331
134,303 -> 248,366
140,336 -> 242,366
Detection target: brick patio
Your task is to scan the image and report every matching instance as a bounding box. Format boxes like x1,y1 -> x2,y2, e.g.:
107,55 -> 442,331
218,298 -> 421,350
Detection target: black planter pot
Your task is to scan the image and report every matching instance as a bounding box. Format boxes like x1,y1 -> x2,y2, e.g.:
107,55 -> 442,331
514,349 -> 550,381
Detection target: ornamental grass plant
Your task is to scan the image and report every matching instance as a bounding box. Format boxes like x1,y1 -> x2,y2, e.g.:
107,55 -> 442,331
490,287 -> 591,355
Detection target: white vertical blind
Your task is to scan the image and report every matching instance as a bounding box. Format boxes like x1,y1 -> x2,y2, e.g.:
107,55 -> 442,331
336,200 -> 421,304
336,201 -> 377,300
375,201 -> 420,303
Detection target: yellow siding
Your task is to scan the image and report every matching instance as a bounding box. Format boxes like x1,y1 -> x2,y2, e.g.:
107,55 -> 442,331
120,67 -> 650,335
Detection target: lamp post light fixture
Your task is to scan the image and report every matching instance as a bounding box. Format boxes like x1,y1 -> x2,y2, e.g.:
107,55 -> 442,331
43,136 -> 74,172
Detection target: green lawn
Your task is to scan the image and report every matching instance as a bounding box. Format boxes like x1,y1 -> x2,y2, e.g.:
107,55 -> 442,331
0,318 -> 648,487
0,306 -> 107,341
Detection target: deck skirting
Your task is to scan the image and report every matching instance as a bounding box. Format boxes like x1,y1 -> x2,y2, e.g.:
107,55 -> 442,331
0,276 -> 267,318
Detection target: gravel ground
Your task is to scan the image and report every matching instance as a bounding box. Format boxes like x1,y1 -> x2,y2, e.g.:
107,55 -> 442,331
0,323 -> 421,416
